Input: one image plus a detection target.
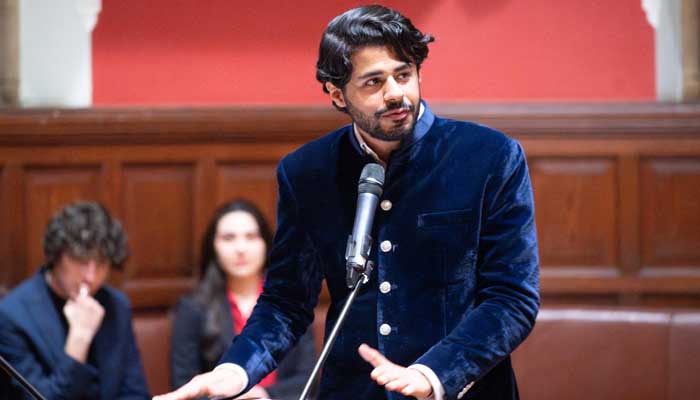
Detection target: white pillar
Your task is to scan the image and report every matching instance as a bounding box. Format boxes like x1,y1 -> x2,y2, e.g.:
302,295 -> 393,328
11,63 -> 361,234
0,0 -> 19,106
643,0 -> 683,101
18,0 -> 101,107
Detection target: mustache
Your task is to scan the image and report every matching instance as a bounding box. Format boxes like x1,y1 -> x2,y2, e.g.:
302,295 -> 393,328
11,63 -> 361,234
375,101 -> 415,117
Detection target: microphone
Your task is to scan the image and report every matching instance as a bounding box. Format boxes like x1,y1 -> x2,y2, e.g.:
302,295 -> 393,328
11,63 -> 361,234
345,163 -> 385,288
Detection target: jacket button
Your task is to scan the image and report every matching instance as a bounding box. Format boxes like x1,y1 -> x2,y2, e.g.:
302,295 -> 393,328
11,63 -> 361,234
380,240 -> 392,253
379,323 -> 392,336
380,200 -> 392,211
379,281 -> 391,294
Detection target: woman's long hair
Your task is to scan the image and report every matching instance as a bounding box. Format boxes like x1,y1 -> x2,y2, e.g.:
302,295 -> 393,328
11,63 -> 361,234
191,198 -> 273,366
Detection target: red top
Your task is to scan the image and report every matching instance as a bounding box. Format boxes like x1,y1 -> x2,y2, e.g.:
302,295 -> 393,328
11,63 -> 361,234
227,286 -> 277,387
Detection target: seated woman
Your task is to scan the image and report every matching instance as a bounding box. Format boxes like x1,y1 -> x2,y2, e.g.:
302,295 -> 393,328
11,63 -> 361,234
170,199 -> 315,400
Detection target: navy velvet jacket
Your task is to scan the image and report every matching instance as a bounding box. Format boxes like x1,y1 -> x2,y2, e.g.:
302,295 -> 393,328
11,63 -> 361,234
0,270 -> 150,400
221,104 -> 540,400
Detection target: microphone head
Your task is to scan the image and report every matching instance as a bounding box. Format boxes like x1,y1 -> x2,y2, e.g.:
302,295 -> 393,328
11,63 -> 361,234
358,163 -> 385,196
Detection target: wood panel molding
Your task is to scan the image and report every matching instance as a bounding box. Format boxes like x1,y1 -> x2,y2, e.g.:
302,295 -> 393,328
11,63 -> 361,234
122,164 -> 196,279
215,163 -> 278,226
0,103 -> 699,146
531,157 -> 618,269
23,166 -> 101,273
641,157 -> 700,267
0,164 -> 6,292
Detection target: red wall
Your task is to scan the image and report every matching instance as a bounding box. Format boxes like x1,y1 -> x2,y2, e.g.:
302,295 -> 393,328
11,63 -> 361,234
92,0 -> 655,105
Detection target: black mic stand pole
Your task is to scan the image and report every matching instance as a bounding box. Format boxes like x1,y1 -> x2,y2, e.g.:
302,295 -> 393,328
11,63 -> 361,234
0,354 -> 47,400
297,261 -> 374,400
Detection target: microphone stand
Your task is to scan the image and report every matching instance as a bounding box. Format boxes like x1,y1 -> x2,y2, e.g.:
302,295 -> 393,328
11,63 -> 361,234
0,354 -> 47,400
297,261 -> 374,400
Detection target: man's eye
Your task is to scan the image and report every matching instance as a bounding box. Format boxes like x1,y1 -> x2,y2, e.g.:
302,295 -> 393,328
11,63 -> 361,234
397,73 -> 410,81
365,79 -> 379,87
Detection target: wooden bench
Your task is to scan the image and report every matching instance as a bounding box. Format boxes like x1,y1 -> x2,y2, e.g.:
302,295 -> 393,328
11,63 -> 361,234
134,306 -> 700,399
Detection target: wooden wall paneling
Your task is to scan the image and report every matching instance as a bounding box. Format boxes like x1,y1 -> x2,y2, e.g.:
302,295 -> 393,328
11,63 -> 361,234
640,155 -> 700,307
101,159 -> 128,289
639,294 -> 700,308
101,160 -> 121,214
23,165 -> 101,277
539,293 -> 624,307
530,156 -> 622,303
192,158 -> 217,281
530,157 -> 619,270
618,155 -> 641,275
1,103 -> 699,308
617,155 -> 642,305
2,163 -> 23,288
0,164 -> 6,294
215,163 -> 279,229
121,163 -> 196,308
640,157 -> 700,270
636,155 -> 700,308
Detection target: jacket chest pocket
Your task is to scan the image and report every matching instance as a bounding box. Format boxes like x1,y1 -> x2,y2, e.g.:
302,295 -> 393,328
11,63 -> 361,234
417,209 -> 479,285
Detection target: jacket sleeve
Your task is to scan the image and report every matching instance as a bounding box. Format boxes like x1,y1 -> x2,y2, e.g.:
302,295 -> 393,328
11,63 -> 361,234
169,297 -> 206,390
0,307 -> 98,400
415,139 -> 540,399
116,304 -> 151,400
218,159 -> 325,392
264,329 -> 317,400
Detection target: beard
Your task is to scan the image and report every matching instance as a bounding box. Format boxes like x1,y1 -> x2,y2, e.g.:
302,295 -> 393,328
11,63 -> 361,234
345,97 -> 420,142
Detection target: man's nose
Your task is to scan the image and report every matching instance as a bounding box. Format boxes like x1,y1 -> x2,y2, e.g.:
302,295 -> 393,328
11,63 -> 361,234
383,76 -> 404,103
83,261 -> 98,282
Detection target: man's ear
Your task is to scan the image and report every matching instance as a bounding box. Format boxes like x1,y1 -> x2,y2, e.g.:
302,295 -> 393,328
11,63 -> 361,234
326,82 -> 346,109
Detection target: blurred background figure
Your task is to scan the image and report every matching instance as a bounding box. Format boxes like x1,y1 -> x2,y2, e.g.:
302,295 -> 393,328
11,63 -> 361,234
170,199 -> 315,400
0,201 -> 150,399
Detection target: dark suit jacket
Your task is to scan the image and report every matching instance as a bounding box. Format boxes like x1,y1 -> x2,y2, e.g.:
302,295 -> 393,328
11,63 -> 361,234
170,294 -> 316,400
220,104 -> 540,400
0,270 -> 150,400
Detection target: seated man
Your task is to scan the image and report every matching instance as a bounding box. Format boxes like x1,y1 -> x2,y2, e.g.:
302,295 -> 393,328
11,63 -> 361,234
0,202 -> 150,399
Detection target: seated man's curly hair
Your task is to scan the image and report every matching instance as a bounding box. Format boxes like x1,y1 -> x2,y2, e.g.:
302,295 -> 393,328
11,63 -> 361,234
43,202 -> 129,270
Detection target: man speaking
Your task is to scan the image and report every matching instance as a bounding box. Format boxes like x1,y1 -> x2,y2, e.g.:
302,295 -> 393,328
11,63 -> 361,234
156,5 -> 539,400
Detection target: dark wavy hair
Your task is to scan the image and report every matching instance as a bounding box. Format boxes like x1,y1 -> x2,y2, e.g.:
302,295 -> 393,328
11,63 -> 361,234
316,5 -> 434,111
43,202 -> 129,270
192,199 -> 273,366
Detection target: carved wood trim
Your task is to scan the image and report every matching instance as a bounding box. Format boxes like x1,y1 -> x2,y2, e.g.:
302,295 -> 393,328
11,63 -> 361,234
0,103 -> 699,146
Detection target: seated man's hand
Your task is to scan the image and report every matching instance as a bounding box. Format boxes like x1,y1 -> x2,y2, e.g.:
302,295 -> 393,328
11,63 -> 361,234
358,343 -> 432,398
63,285 -> 106,363
152,367 -> 245,400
